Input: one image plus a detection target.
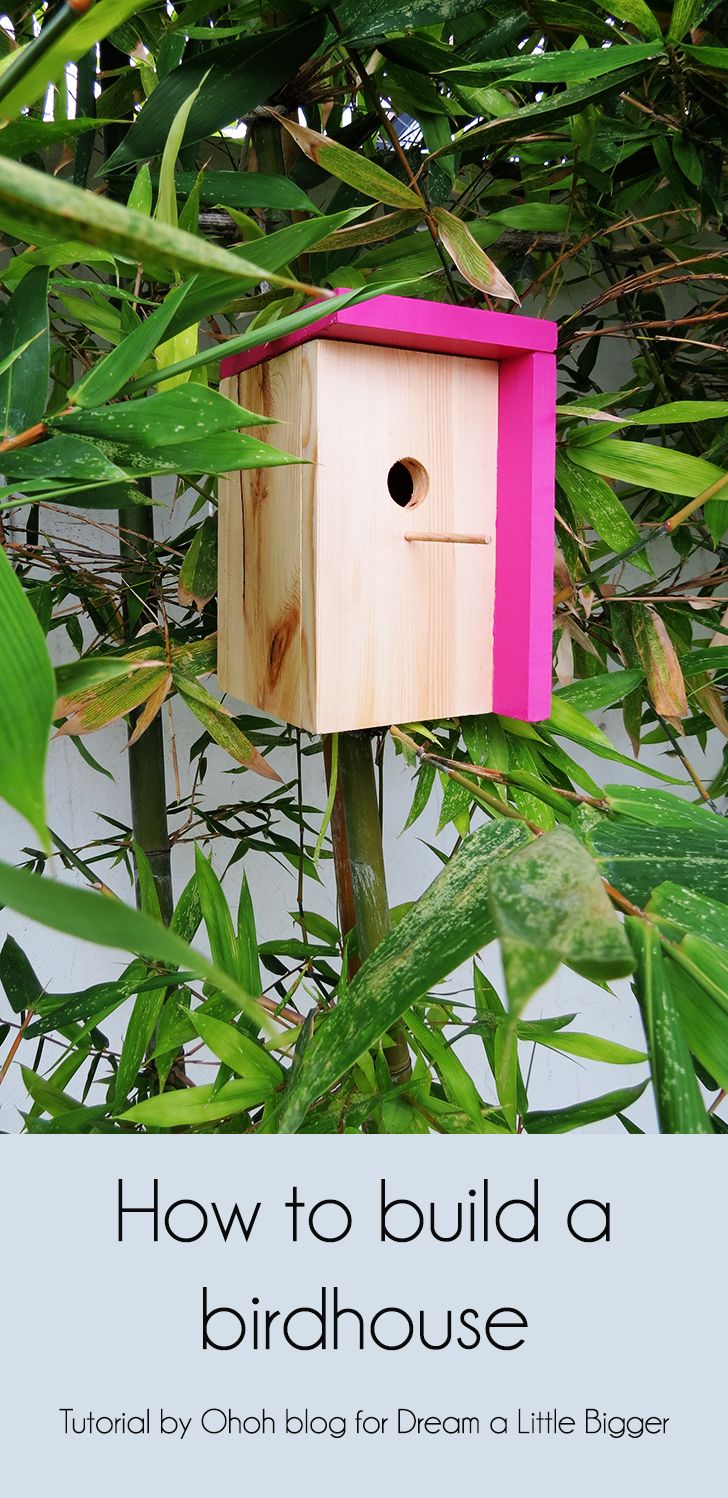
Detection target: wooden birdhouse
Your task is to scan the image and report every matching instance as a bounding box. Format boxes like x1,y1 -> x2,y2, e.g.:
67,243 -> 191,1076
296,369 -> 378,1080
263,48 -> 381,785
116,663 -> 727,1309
218,294 -> 557,733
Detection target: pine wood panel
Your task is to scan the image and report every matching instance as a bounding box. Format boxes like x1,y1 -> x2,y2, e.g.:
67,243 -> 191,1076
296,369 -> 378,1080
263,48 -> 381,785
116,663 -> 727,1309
217,349 -> 317,725
313,341 -> 498,731
218,341 -> 499,732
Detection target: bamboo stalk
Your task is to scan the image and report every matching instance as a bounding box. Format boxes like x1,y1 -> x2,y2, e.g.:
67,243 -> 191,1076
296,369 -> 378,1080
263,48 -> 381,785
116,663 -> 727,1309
337,732 -> 412,1087
119,502 -> 174,926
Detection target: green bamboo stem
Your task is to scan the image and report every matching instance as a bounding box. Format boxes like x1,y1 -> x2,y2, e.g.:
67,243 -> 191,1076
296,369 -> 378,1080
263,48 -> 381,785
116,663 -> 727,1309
97,44 -> 174,928
337,731 -> 412,1086
119,502 -> 174,926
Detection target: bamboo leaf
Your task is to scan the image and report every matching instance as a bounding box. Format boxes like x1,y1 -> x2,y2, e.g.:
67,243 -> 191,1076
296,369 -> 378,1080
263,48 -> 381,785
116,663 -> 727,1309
179,515 -> 217,610
524,1081 -> 648,1133
54,386 -> 265,443
529,1029 -> 647,1065
432,207 -> 518,300
0,546 -> 54,846
569,437 -> 725,498
176,677 -> 282,781
556,452 -> 649,568
0,159 -> 319,302
0,859 -> 265,1027
57,665 -> 170,735
0,266 -> 49,436
555,669 -> 645,712
174,170 -> 321,216
0,0 -> 156,118
0,934 -> 43,1015
629,604 -> 688,721
604,786 -> 728,837
272,111 -> 424,211
446,40 -> 663,85
189,1011 -> 283,1085
586,822 -> 728,906
592,1 -> 663,39
406,1008 -> 486,1127
278,820 -> 531,1130
120,1076 -> 276,1127
105,16 -> 327,169
627,919 -> 711,1133
487,827 -> 634,1012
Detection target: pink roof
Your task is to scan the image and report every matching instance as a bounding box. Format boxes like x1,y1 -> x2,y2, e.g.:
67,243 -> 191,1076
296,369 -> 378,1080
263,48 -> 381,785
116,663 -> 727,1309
221,292 -> 557,378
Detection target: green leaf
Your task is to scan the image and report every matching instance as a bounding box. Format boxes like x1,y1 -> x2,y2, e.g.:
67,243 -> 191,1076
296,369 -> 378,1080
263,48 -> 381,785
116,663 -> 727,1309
555,669 -> 645,712
447,41 -> 663,85
126,286 -> 378,395
176,679 -> 282,781
189,1012 -> 283,1085
0,0 -> 156,117
0,934 -> 43,1015
275,112 -> 423,211
668,0 -> 703,40
447,64 -> 655,152
54,386 -> 264,442
155,77 -> 206,231
0,546 -> 54,846
473,961 -> 528,1119
0,859 -> 265,1029
586,822 -> 728,906
627,919 -> 711,1133
604,786 -> 728,837
664,939 -> 728,1092
629,400 -> 728,424
406,1009 -> 486,1127
432,207 -> 517,300
556,452 -> 649,567
279,819 -> 531,1130
194,846 -> 239,981
542,694 -> 669,781
175,170 -> 321,217
524,1081 -> 648,1133
0,266 -> 49,437
114,968 -> 166,1111
120,1075 -> 277,1127
179,515 -> 217,611
527,1026 -> 647,1065
0,159 -> 316,301
569,437 -> 725,498
487,827 -> 634,1012
2,434 -> 127,483
105,16 -> 327,169
68,282 -> 195,407
336,0 -> 487,43
648,882 -> 728,949
592,1 -> 663,40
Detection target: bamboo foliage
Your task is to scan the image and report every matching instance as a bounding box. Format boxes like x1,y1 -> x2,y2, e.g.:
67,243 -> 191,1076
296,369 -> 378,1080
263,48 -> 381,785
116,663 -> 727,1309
1,0 -> 728,1132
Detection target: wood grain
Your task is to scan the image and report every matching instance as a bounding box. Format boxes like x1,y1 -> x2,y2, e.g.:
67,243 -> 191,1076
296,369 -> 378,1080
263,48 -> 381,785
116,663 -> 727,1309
314,341 -> 498,731
218,342 -> 499,732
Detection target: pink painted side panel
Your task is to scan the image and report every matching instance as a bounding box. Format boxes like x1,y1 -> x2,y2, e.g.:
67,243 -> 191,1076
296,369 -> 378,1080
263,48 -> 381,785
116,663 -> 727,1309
221,292 -> 557,378
492,351 -> 556,721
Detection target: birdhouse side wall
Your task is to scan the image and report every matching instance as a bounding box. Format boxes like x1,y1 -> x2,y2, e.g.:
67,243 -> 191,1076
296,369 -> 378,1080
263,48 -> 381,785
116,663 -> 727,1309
218,350 -> 317,727
313,340 -> 499,732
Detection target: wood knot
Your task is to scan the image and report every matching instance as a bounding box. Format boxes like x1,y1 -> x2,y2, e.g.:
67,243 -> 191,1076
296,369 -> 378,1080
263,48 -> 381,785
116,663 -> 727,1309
267,602 -> 299,689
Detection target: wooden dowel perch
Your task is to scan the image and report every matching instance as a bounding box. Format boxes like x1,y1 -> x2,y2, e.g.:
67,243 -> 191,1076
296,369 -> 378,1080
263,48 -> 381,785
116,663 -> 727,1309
404,532 -> 491,545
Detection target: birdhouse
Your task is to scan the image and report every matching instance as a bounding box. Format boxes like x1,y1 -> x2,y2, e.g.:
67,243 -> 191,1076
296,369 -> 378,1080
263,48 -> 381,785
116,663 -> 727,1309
218,294 -> 557,733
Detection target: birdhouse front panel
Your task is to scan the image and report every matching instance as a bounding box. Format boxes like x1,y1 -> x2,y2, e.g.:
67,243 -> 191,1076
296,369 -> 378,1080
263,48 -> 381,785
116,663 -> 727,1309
218,294 -> 557,733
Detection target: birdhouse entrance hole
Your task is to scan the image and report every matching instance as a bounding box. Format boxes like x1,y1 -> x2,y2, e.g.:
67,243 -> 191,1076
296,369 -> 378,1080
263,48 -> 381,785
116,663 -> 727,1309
387,456 -> 429,509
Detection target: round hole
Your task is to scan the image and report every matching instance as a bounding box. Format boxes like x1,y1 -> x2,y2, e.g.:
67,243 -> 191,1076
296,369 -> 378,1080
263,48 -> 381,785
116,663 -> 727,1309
387,457 -> 429,509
